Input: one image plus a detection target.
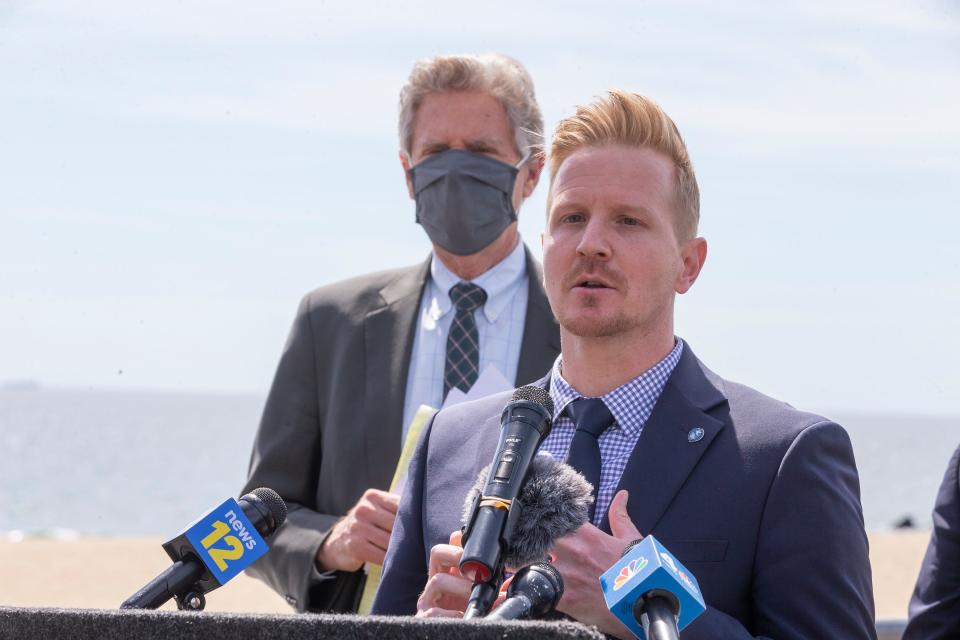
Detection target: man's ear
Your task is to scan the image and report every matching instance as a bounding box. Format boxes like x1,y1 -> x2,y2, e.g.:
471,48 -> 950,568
675,237 -> 707,294
521,153 -> 545,199
400,151 -> 414,199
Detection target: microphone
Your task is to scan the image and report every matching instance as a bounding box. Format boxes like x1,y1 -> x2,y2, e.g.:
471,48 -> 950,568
486,562 -> 563,620
459,385 -> 555,618
599,536 -> 706,640
460,454 -> 592,619
121,487 -> 287,610
461,453 -> 594,568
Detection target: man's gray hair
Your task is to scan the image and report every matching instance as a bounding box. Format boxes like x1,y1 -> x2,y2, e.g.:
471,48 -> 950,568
398,53 -> 544,161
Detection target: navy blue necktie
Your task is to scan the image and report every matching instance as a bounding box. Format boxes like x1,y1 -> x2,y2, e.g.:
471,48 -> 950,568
564,397 -> 615,522
443,282 -> 487,398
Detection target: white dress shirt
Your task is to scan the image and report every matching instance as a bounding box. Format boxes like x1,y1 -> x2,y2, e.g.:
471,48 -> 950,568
401,238 -> 529,437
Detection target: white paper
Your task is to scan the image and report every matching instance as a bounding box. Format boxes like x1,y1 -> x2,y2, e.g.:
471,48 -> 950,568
440,364 -> 513,410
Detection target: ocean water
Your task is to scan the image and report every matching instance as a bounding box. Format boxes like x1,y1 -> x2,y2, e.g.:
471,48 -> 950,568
1,389 -> 957,536
1,389 -> 263,538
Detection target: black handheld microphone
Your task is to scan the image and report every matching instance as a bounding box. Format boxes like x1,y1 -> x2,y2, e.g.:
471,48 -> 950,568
121,488 -> 287,610
486,562 -> 564,620
461,454 -> 593,569
459,385 -> 554,618
638,594 -> 681,640
460,453 -> 593,619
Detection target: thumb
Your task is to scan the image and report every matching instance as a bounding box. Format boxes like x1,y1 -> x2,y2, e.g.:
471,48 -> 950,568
608,490 -> 642,541
448,530 -> 463,547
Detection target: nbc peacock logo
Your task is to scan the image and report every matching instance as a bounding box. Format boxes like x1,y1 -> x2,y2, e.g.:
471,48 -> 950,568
613,556 -> 649,590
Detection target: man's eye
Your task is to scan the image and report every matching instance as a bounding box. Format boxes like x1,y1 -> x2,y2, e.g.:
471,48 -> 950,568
467,143 -> 497,155
562,213 -> 585,224
620,216 -> 642,226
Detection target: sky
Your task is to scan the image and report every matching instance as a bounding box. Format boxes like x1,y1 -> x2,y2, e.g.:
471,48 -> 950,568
1,0 -> 958,416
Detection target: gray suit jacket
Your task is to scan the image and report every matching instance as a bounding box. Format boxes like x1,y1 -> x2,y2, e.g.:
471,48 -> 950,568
372,344 -> 877,639
243,247 -> 560,612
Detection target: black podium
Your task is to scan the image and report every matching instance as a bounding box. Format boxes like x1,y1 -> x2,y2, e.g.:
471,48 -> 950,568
0,606 -> 605,640
0,607 -> 907,639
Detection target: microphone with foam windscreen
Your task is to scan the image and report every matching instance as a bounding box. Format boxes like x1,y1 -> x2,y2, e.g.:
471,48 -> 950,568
600,536 -> 706,639
458,385 -> 556,618
462,453 -> 594,568
460,453 -> 593,618
121,488 -> 287,610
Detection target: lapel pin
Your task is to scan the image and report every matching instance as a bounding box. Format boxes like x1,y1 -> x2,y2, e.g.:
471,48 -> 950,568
687,427 -> 705,443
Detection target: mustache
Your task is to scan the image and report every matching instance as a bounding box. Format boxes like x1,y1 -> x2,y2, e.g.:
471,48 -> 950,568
561,259 -> 626,290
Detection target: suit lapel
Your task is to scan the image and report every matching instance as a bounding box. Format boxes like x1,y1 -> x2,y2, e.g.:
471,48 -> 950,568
599,346 -> 728,534
516,247 -> 561,386
472,412 -> 505,474
363,257 -> 431,475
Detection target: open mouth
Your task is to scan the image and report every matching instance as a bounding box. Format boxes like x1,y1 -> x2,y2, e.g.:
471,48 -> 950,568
575,279 -> 612,290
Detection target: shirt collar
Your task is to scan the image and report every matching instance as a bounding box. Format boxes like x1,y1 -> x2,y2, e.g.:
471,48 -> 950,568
428,237 -> 527,323
548,338 -> 685,437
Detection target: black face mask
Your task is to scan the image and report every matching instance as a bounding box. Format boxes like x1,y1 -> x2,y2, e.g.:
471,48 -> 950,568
409,149 -> 524,256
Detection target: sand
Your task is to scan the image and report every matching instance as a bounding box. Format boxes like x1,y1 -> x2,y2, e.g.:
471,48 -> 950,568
0,532 -> 930,619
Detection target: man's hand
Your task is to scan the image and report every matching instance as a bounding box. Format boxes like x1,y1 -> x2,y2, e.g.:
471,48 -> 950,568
315,488 -> 399,572
551,490 -> 642,638
416,531 -> 474,617
417,490 -> 643,630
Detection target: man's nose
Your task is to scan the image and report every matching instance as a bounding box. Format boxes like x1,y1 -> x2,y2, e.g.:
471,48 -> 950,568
575,217 -> 612,259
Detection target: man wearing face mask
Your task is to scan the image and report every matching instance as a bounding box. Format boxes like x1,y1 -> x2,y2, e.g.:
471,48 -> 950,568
241,53 -> 560,614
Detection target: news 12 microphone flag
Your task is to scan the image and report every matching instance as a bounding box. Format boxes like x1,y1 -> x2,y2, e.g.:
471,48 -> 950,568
600,535 -> 706,639
177,497 -> 269,585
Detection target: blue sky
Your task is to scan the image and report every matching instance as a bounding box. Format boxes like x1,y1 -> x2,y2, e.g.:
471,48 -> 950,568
2,0 -> 958,415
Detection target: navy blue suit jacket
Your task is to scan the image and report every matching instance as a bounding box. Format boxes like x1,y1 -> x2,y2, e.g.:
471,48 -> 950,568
371,345 -> 876,639
905,443 -> 960,639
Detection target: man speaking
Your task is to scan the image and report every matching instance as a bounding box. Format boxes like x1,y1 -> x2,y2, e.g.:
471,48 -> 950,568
242,54 -> 560,613
372,90 -> 876,639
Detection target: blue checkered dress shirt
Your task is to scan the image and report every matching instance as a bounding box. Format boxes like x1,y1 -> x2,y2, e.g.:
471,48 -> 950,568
540,339 -> 684,526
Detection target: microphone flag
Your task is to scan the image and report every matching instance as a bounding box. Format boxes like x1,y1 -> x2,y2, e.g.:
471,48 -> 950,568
599,535 -> 705,639
170,497 -> 269,586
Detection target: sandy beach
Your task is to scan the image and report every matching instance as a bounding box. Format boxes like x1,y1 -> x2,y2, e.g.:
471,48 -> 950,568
0,532 -> 929,619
